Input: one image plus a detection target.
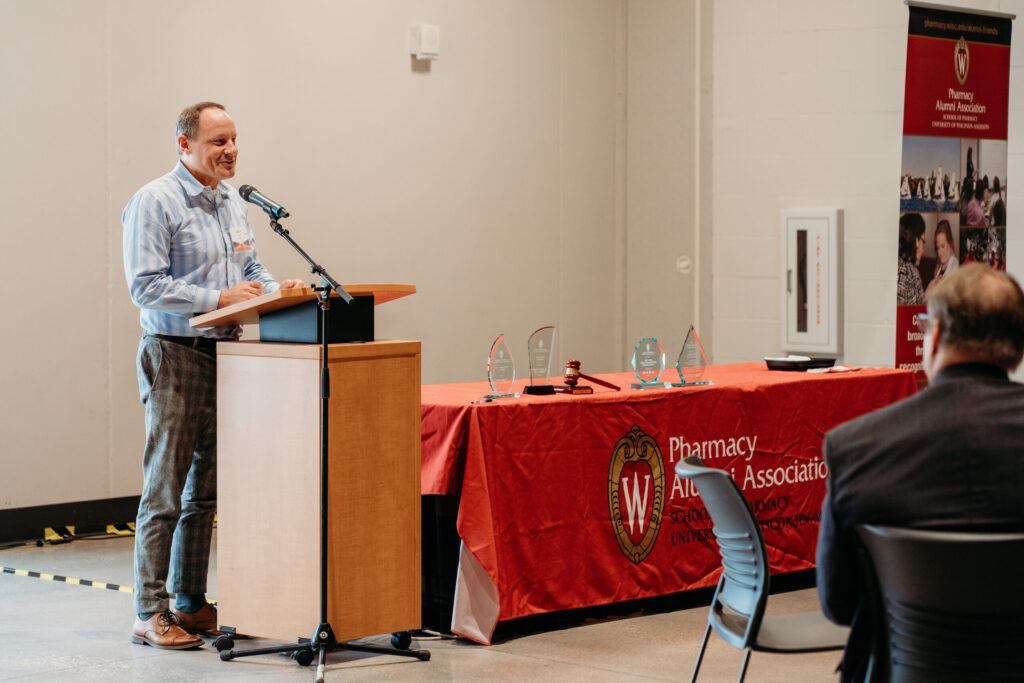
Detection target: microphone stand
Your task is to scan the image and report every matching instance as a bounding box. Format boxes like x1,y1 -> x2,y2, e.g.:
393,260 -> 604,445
216,217 -> 430,680
267,218 -> 354,305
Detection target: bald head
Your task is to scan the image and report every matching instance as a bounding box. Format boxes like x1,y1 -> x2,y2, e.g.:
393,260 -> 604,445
926,264 -> 1024,373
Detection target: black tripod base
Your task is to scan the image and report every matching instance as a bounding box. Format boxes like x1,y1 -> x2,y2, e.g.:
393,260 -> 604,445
217,631 -> 431,665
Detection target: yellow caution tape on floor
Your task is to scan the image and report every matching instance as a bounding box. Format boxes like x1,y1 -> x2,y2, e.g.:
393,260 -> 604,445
43,526 -> 76,543
2,565 -> 132,593
1,566 -> 217,603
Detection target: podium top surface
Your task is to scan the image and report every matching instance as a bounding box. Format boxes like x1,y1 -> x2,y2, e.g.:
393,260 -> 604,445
189,283 -> 415,328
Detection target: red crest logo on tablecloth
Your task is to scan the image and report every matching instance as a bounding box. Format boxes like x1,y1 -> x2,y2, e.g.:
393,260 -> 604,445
955,36 -> 970,85
608,425 -> 665,564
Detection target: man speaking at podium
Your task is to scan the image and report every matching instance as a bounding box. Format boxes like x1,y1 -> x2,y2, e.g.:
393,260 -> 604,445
123,102 -> 303,649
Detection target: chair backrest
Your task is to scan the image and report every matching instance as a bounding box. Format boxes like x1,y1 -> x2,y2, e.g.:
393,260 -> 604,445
856,524 -> 1024,683
675,454 -> 769,649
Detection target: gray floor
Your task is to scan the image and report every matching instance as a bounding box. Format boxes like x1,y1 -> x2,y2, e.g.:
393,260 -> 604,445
0,533 -> 842,681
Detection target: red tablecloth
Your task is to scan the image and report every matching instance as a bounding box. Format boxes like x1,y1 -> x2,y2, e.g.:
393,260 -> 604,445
421,363 -> 916,643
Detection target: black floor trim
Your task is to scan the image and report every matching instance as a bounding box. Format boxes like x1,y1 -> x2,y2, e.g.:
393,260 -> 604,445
0,496 -> 140,544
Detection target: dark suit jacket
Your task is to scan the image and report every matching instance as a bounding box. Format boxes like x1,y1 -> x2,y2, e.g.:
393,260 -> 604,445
816,362 -> 1024,681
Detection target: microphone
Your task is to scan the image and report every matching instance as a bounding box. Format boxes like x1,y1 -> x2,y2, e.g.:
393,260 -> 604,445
238,185 -> 290,219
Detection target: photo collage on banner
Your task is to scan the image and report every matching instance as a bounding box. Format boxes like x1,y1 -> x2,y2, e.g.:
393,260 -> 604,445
897,3 -> 1012,380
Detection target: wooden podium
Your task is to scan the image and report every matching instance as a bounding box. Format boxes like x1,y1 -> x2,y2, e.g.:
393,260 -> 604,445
190,285 -> 421,642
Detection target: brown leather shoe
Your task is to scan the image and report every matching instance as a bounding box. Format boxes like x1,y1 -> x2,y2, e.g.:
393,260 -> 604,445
171,602 -> 225,637
131,611 -> 203,649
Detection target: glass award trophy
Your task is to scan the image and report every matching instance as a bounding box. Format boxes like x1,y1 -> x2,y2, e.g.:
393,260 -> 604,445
524,326 -> 557,395
672,325 -> 712,387
479,334 -> 519,402
631,337 -> 668,389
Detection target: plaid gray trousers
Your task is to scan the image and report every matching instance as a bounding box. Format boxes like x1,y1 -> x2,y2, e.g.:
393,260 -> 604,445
133,335 -> 217,614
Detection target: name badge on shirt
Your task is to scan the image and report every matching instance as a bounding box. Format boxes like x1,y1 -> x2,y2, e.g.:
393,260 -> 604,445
229,225 -> 253,252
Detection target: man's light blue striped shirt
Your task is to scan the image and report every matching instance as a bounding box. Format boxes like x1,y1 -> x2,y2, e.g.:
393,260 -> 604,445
123,162 -> 279,338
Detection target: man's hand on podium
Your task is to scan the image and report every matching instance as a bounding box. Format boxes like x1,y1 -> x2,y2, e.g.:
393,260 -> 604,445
218,281 -> 264,308
280,279 -> 305,289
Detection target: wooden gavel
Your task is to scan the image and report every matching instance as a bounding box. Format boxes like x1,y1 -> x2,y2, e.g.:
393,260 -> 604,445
564,360 -> 621,391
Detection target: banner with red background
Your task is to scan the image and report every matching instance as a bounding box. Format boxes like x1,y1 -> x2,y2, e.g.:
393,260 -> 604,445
897,4 -> 1012,379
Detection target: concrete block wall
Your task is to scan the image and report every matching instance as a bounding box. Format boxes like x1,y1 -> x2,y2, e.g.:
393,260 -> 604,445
710,0 -> 1024,368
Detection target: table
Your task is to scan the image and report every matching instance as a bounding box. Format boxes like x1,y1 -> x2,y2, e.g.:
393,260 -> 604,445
421,363 -> 916,644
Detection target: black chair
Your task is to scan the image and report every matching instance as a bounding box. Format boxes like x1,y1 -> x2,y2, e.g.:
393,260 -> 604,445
855,524 -> 1024,683
676,455 -> 848,683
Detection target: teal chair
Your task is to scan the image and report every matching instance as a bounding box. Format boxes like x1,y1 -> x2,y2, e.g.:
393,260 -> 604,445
676,455 -> 848,683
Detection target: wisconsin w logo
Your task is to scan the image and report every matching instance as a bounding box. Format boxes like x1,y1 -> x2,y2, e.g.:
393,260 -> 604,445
955,37 -> 970,85
608,425 -> 665,564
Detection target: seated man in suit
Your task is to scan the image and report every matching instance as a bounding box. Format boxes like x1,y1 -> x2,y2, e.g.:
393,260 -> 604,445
816,263 -> 1024,682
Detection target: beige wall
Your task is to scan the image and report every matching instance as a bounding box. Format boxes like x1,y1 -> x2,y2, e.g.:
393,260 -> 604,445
0,0 -> 706,509
625,0 -> 712,354
1,2 -> 112,511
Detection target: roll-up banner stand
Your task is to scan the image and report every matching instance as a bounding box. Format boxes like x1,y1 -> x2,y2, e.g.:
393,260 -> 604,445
896,2 -> 1013,382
